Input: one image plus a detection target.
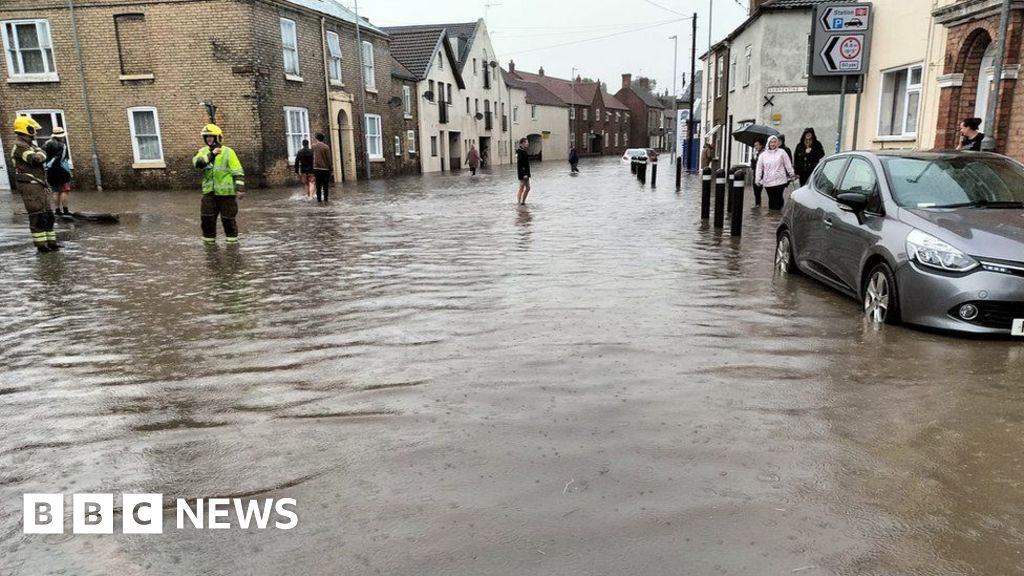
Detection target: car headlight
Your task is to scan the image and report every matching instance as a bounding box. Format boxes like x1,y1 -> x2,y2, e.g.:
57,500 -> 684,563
906,229 -> 978,272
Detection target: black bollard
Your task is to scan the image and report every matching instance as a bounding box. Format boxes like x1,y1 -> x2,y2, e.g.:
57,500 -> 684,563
675,157 -> 682,190
731,169 -> 746,237
631,159 -> 638,175
651,159 -> 658,187
726,170 -> 735,214
700,167 -> 712,220
639,160 -> 647,184
713,169 -> 726,228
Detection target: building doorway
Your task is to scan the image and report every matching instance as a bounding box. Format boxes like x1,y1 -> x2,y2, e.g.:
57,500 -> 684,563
590,132 -> 603,154
334,108 -> 357,183
526,133 -> 543,160
973,44 -> 995,132
479,136 -> 490,167
448,131 -> 462,170
0,133 -> 10,190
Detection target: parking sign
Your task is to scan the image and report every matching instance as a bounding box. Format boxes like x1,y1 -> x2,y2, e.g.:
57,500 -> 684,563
812,3 -> 872,76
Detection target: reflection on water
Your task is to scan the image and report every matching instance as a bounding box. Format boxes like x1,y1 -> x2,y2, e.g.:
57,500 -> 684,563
1,159 -> 1022,575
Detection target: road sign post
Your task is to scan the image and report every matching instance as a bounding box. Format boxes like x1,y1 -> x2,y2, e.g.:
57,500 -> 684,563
812,3 -> 872,152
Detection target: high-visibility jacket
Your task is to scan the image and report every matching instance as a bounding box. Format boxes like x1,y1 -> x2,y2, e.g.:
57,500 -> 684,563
10,137 -> 48,189
193,145 -> 244,195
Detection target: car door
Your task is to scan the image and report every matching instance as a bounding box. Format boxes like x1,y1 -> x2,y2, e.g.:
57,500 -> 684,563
792,157 -> 847,273
823,157 -> 885,295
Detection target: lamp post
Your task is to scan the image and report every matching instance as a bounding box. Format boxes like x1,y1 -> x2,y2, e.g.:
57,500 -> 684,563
571,66 -> 577,154
670,35 -> 678,165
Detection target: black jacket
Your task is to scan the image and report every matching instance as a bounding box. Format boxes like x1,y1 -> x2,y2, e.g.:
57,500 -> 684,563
294,147 -> 314,174
961,133 -> 984,151
42,138 -> 72,187
516,148 -> 531,179
793,141 -> 825,176
569,149 -> 579,164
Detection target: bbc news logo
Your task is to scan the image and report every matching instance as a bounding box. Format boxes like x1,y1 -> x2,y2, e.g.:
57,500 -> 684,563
23,494 -> 298,534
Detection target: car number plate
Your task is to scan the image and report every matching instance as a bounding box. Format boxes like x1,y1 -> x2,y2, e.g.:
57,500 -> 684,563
1013,319 -> 1024,336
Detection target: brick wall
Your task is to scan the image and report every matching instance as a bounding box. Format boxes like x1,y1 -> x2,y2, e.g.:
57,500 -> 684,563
1,0 -> 407,189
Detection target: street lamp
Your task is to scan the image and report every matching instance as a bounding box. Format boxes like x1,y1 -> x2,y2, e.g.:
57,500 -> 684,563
669,35 -> 678,164
571,66 -> 577,154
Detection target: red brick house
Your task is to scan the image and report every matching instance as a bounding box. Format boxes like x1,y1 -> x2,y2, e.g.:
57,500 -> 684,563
933,1 -> 1024,157
615,73 -> 666,151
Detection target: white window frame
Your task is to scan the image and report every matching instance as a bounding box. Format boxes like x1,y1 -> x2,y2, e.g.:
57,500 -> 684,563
430,136 -> 438,157
438,52 -> 443,71
126,106 -> 165,165
583,108 -> 588,121
531,105 -> 537,120
362,40 -> 376,91
403,84 -> 413,117
365,113 -> 383,159
326,30 -> 343,85
394,135 -> 401,157
729,54 -> 737,92
280,18 -> 300,79
407,129 -> 417,154
16,109 -> 72,166
512,105 -> 518,123
877,63 -> 923,139
744,45 -> 752,87
473,58 -> 477,75
2,19 -> 58,82
716,55 -> 724,98
569,107 -> 575,120
284,106 -> 310,164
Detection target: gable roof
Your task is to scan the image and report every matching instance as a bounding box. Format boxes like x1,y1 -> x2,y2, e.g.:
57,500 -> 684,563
617,83 -> 665,109
523,82 -> 566,107
391,56 -> 417,81
385,27 -> 466,87
382,21 -> 480,74
509,70 -> 588,106
283,0 -> 384,35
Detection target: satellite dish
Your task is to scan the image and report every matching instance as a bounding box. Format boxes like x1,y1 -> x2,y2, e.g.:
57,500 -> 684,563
423,90 -> 435,102
388,96 -> 404,108
489,61 -> 498,68
475,112 -> 484,120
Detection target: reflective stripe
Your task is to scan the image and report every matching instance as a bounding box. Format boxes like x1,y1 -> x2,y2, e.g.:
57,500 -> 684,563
46,232 -> 57,241
224,237 -> 239,243
202,237 -> 216,243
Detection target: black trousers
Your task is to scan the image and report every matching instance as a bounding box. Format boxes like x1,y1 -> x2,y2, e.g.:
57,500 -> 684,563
21,185 -> 55,247
798,172 -> 811,187
314,170 -> 330,202
201,195 -> 238,242
765,184 -> 787,211
470,167 -> 477,175
752,183 -> 763,206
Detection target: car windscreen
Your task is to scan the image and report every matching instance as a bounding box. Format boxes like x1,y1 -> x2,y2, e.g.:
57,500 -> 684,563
881,156 -> 1024,208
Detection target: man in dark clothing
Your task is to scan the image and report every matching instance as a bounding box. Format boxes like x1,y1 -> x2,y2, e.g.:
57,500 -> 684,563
515,138 -> 531,205
294,139 -> 315,200
311,133 -> 332,203
10,117 -> 59,252
569,145 -> 579,173
43,127 -> 73,215
778,134 -> 793,165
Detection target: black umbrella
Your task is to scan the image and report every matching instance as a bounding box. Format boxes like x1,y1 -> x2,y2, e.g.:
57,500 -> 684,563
732,124 -> 780,147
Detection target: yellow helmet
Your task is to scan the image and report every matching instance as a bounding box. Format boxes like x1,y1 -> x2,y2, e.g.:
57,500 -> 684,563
14,116 -> 42,136
201,124 -> 223,138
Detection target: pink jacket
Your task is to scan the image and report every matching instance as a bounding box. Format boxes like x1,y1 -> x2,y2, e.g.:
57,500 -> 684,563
755,148 -> 794,188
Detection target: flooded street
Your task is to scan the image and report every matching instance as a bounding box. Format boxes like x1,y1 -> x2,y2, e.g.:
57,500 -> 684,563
2,157 -> 1023,575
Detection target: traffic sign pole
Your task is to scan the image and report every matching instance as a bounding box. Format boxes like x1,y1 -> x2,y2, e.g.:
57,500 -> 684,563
836,75 -> 847,153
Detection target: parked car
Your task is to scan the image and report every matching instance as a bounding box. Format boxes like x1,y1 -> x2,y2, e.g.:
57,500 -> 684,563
775,150 -> 1024,336
621,148 -> 656,163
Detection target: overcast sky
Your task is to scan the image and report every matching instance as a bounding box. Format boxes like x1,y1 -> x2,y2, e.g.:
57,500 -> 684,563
355,0 -> 748,96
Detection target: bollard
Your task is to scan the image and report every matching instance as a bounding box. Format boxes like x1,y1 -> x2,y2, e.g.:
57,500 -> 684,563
730,168 -> 746,237
675,157 -> 682,190
631,158 -> 638,175
639,160 -> 647,184
700,167 -> 712,220
650,159 -> 658,187
713,169 -> 726,228
726,170 -> 735,214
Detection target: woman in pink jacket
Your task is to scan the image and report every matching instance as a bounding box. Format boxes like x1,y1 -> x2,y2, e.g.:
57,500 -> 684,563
755,135 -> 795,210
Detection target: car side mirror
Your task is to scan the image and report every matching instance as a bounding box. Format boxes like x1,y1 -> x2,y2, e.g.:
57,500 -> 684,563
836,192 -> 868,224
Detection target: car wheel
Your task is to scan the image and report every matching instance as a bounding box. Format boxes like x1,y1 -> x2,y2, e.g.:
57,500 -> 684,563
863,263 -> 901,325
775,231 -> 797,275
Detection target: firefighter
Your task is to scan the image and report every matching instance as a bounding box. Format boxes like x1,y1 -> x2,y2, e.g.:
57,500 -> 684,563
10,117 -> 59,252
192,124 -> 245,244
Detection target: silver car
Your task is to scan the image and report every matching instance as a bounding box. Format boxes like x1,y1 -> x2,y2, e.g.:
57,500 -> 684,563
775,150 -> 1024,336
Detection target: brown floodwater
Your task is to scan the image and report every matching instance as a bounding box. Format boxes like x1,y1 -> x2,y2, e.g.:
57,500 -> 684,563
1,157 -> 1022,575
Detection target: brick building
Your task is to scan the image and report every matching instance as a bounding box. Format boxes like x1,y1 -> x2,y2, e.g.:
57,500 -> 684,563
0,0 -> 410,190
506,63 -> 629,157
615,74 -> 666,151
933,0 -> 1024,158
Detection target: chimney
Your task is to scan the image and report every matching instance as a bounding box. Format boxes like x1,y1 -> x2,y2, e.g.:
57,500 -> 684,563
638,77 -> 650,90
576,75 -> 581,83
538,66 -> 544,76
749,0 -> 769,14
508,60 -> 515,73
622,73 -> 631,90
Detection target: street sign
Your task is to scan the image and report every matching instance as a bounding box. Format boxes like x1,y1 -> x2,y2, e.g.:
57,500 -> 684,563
812,3 -> 872,76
